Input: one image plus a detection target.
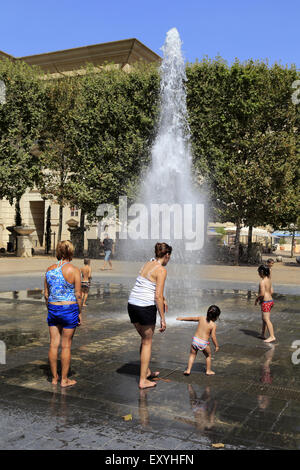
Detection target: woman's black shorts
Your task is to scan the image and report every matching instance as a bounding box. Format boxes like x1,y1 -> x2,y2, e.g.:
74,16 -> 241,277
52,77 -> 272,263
128,303 -> 157,326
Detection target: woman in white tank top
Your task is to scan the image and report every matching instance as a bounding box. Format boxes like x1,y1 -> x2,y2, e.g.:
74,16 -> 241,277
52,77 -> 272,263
128,242 -> 172,390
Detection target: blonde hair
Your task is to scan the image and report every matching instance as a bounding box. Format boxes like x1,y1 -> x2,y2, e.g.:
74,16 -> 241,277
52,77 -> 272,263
56,240 -> 74,261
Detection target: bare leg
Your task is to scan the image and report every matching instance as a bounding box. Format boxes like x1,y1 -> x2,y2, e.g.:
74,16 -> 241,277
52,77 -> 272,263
60,328 -> 77,387
82,292 -> 88,307
184,346 -> 197,375
139,344 -> 159,379
48,326 -> 62,384
134,323 -> 156,389
263,312 -> 275,342
203,346 -> 215,375
259,318 -> 267,339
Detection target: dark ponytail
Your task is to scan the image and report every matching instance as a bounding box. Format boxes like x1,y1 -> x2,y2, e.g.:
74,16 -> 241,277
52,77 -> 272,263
206,305 -> 221,322
155,242 -> 172,259
258,265 -> 270,278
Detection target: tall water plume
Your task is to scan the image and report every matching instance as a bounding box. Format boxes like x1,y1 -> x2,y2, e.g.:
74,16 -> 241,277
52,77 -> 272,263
132,27 -> 203,263
143,27 -> 193,206
123,28 -> 203,262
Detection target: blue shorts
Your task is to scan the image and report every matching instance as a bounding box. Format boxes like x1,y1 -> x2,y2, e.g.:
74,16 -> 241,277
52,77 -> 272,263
104,250 -> 112,261
47,303 -> 79,329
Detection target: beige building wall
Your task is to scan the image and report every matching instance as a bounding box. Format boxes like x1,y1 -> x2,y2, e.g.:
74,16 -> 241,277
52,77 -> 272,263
0,191 -> 99,252
0,198 -> 16,247
0,191 -> 46,249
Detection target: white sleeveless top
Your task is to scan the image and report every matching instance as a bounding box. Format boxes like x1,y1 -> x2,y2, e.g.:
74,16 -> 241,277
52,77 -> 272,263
128,260 -> 160,307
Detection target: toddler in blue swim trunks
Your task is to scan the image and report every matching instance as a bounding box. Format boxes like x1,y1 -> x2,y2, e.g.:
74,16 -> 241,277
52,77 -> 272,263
177,305 -> 221,376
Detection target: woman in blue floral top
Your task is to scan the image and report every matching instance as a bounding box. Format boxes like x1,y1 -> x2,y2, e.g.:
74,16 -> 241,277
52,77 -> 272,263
44,240 -> 81,387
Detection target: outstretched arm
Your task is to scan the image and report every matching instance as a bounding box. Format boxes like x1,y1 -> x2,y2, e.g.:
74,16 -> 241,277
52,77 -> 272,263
211,324 -> 219,351
255,280 -> 265,305
176,316 -> 200,322
74,268 -> 82,322
155,268 -> 167,332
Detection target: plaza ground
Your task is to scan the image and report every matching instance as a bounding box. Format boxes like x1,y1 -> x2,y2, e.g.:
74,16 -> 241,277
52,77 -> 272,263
0,255 -> 299,450
0,251 -> 300,288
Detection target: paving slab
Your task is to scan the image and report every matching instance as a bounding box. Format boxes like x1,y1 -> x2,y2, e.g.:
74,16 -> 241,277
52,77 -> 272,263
0,276 -> 299,450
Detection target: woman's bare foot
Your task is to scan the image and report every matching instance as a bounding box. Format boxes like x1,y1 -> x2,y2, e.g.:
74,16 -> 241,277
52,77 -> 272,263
264,336 -> 276,343
206,370 -> 215,375
139,379 -> 157,390
52,375 -> 59,385
61,379 -> 77,388
147,371 -> 160,379
184,370 -> 190,376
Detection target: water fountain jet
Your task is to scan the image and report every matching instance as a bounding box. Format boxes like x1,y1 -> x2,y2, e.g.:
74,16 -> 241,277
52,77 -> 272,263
130,28 -> 205,267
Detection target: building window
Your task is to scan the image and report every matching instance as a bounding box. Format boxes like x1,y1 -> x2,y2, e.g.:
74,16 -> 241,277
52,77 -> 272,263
70,206 -> 79,217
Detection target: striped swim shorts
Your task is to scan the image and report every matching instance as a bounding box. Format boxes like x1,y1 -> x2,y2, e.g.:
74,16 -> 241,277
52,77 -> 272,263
191,336 -> 209,351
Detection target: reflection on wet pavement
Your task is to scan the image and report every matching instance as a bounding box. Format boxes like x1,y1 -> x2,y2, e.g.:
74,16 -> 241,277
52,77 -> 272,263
0,281 -> 299,449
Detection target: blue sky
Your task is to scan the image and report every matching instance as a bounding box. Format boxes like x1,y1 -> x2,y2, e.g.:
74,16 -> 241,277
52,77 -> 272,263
1,0 -> 299,67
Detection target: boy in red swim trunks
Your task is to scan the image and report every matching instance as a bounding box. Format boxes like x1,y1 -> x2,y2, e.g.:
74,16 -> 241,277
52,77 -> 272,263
177,305 -> 221,376
255,265 -> 275,343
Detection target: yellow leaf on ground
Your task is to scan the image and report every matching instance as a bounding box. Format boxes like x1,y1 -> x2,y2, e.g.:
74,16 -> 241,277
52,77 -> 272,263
212,443 -> 225,448
122,414 -> 132,421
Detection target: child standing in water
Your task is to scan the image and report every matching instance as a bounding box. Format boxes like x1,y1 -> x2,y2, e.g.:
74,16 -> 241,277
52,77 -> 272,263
80,259 -> 92,307
176,305 -> 221,376
255,265 -> 275,343
266,258 -> 274,277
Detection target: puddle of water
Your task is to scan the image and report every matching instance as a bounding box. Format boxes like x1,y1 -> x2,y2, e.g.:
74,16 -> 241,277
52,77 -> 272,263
0,289 -> 44,302
0,329 -> 42,349
0,283 -> 299,348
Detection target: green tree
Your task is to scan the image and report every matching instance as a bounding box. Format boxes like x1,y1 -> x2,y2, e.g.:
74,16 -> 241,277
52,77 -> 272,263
66,63 -> 159,218
38,75 -> 80,241
187,59 -> 299,264
38,63 -> 159,250
0,59 -> 45,215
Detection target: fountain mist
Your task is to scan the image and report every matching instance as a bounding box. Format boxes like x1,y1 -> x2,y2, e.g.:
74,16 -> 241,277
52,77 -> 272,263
143,27 -> 192,205
129,27 -> 204,264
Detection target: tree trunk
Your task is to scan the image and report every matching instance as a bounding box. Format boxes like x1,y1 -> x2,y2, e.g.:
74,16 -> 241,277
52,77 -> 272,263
80,210 -> 85,230
15,199 -> 22,227
58,204 -> 63,242
58,153 -> 65,244
291,230 -> 295,258
247,225 -> 253,263
234,221 -> 241,265
78,209 -> 85,257
45,206 -> 51,254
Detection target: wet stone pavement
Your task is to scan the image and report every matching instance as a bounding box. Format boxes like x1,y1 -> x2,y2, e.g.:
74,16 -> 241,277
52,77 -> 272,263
0,280 -> 299,450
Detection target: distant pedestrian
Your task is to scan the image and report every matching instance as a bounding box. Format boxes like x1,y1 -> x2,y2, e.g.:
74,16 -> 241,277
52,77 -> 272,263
44,241 -> 81,387
80,259 -> 92,307
101,233 -> 114,271
266,258 -> 274,276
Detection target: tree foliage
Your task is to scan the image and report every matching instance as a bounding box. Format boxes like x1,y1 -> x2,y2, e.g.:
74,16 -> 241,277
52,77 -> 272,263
1,56 -> 299,262
186,58 -> 300,261
68,63 -> 160,217
0,59 -> 45,204
38,63 -> 160,225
